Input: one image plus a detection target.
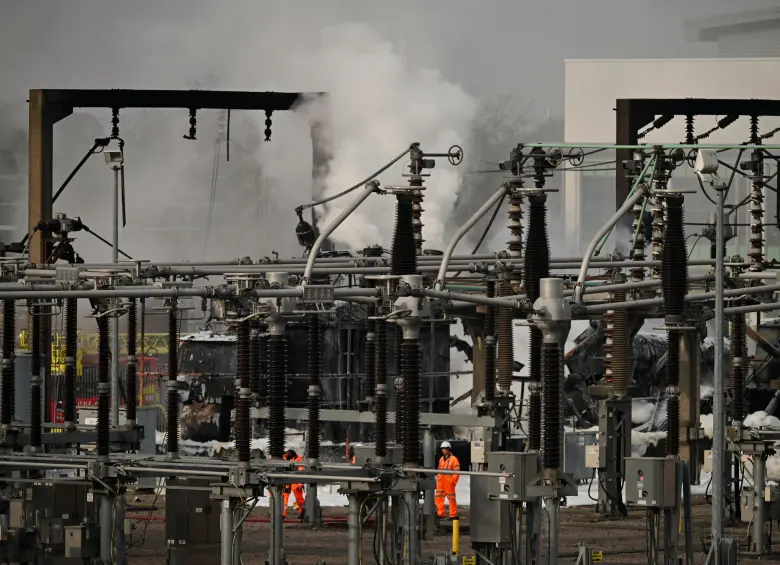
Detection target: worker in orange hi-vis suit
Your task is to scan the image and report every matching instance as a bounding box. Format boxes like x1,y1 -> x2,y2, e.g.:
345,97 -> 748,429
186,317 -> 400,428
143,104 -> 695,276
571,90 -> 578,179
282,449 -> 306,518
435,441 -> 461,519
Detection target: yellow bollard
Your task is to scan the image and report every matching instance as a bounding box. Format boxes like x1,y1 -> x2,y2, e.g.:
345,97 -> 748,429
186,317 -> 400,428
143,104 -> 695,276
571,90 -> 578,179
451,517 -> 460,555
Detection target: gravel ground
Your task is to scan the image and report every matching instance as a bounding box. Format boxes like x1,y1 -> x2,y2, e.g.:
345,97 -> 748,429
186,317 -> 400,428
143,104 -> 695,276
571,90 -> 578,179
123,495 -> 775,564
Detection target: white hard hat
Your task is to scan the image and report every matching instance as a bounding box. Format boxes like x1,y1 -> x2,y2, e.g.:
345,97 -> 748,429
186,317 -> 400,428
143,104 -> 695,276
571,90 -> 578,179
440,441 -> 452,449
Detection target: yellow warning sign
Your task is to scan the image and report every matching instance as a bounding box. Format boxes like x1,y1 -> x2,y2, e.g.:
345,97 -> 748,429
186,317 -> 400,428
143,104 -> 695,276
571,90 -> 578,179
462,557 -> 476,565
591,550 -> 603,562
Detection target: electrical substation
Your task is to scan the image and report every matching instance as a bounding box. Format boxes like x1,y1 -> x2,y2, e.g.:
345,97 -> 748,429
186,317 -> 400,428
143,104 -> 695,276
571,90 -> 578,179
1,87 -> 780,565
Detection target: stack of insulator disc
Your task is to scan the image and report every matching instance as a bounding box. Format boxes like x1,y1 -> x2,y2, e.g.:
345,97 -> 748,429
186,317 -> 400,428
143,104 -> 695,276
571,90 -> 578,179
126,298 -> 137,422
661,195 -> 687,458
30,304 -> 41,450
64,298 -> 77,424
524,195 -> 550,303
258,329 -> 267,404
166,306 -> 179,455
267,334 -> 287,459
97,316 -> 111,458
374,320 -> 388,458
364,318 -> 376,402
401,339 -> 420,464
1,300 -> 15,426
630,199 -> 646,282
484,281 -> 497,403
542,342 -> 561,470
665,336 -> 680,457
236,320 -> 251,463
306,315 -> 322,461
391,194 -> 417,276
496,280 -> 514,392
661,198 -> 688,318
605,290 -> 630,395
729,301 -> 747,423
250,323 -> 262,397
412,189 -> 425,255
394,325 -> 404,446
507,191 -> 524,288
525,194 -> 549,453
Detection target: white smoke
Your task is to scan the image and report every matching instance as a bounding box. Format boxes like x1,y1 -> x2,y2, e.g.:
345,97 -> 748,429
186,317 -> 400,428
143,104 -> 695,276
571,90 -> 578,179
301,23 -> 478,251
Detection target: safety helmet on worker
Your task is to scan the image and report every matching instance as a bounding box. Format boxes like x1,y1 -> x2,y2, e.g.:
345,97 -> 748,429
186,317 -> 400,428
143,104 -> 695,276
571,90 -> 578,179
440,441 -> 452,450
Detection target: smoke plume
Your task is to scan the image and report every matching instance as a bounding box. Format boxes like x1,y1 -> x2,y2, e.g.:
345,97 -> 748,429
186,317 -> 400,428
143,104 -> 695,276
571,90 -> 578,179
301,24 -> 478,251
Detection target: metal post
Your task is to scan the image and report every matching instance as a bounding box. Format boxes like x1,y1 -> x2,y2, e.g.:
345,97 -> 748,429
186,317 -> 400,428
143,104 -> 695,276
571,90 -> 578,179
100,494 -> 113,564
233,511 -> 243,565
712,182 -> 726,564
405,490 -> 420,565
547,498 -> 560,565
422,427 -> 435,540
269,485 -> 285,565
111,166 -> 120,426
114,491 -> 127,565
751,455 -> 766,553
347,494 -> 361,565
220,499 -> 234,565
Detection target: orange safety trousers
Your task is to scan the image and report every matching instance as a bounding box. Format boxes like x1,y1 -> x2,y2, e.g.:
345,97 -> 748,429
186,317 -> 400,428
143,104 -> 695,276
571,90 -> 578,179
435,454 -> 460,518
282,485 -> 305,517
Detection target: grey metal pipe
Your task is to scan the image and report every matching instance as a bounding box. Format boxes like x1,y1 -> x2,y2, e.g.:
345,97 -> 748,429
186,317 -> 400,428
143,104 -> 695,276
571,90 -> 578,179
220,499 -> 233,565
712,182 -> 726,563
269,485 -> 284,565
265,472 -> 378,483
582,298 -> 663,314
114,493 -> 127,565
403,466 -> 511,477
347,494 -> 361,565
547,498 -> 560,565
126,467 -> 228,477
304,182 -> 378,281
0,461 -> 89,470
686,283 -> 780,302
751,457 -> 766,553
422,429 -> 435,518
435,184 -> 507,288
422,289 -> 521,310
574,187 -> 648,302
563,273 -> 715,297
100,493 -> 113,564
724,302 -> 780,315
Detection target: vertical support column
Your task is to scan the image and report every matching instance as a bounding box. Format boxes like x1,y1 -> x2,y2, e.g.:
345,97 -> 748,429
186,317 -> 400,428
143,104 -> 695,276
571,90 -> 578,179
269,485 -> 285,565
422,427 -> 435,540
110,166 -> 121,427
27,91 -> 71,424
100,493 -> 113,564
220,499 -> 234,565
347,494 -> 361,565
750,455 -> 767,554
678,328 -> 702,484
114,489 -> 127,565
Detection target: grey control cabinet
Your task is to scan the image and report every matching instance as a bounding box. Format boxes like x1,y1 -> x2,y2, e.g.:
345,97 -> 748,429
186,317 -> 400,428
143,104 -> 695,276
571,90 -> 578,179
486,451 -> 540,502
624,457 -> 678,508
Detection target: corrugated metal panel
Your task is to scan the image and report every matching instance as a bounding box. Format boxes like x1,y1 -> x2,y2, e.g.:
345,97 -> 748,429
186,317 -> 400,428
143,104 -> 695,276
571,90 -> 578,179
718,29 -> 780,57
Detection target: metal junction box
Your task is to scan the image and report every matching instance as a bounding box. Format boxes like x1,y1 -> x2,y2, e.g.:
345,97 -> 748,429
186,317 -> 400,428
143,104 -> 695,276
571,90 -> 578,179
470,476 -> 511,545
564,431 -> 597,483
625,457 -> 677,508
353,445 -> 402,466
740,486 -> 780,523
486,451 -> 540,502
166,478 -> 222,565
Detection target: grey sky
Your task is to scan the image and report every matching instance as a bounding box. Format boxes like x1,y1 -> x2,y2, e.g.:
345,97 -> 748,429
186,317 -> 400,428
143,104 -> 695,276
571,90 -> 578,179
2,0 -> 777,114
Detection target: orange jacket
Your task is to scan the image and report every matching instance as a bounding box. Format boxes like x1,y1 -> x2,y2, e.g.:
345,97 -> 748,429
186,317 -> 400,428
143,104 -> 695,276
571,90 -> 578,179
437,453 -> 460,486
283,454 -> 304,490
